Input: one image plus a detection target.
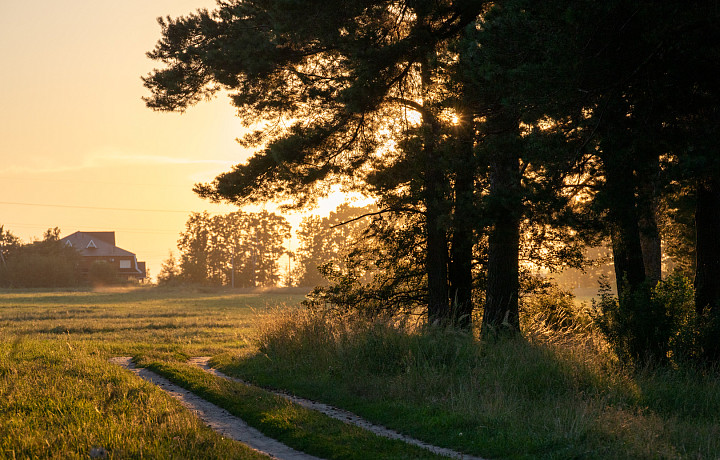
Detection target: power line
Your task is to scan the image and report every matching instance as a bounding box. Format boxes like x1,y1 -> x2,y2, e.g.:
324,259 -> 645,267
0,201 -> 232,214
2,223 -> 180,236
0,177 -> 189,189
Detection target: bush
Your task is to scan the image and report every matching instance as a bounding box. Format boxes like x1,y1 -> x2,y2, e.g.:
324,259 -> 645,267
593,273 -> 696,365
521,283 -> 591,333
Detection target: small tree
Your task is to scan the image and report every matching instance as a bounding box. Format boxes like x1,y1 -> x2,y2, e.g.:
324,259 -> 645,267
157,252 -> 181,285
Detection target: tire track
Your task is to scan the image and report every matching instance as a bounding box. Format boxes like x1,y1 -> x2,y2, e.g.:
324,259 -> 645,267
110,357 -> 324,460
190,357 -> 486,460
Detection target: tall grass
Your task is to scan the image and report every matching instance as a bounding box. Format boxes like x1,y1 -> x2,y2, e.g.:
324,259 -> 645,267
216,307 -> 720,459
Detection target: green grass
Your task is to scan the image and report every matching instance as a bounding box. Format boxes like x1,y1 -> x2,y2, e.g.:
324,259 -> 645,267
4,286 -> 720,459
214,309 -> 720,459
142,360 -> 448,459
0,338 -> 268,459
0,286 -> 306,459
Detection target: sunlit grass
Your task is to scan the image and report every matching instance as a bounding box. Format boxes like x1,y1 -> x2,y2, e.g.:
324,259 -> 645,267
0,286 -> 306,458
0,338 -> 269,459
143,360 -> 449,459
3,286 -> 719,459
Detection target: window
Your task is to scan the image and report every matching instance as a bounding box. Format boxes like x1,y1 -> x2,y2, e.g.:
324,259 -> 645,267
119,260 -> 131,269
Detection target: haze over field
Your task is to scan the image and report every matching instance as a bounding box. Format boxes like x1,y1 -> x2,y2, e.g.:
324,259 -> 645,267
0,1 -> 279,278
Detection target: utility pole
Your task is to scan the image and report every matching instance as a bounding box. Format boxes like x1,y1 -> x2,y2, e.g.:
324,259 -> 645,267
231,249 -> 235,289
286,251 -> 293,287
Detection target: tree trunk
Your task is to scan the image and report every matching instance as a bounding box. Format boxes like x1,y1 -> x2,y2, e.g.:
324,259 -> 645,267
420,49 -> 450,325
604,159 -> 646,293
482,112 -> 521,333
449,106 -> 475,329
637,158 -> 662,285
425,156 -> 450,324
694,177 -> 720,315
449,25 -> 478,329
695,176 -> 720,361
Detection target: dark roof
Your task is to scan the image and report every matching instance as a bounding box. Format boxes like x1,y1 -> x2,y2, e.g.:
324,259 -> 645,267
84,232 -> 115,246
60,231 -> 136,258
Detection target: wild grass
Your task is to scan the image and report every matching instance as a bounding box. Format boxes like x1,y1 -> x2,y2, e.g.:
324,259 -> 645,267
3,286 -> 720,459
0,338 -> 268,459
215,307 -> 720,459
0,286 -> 306,459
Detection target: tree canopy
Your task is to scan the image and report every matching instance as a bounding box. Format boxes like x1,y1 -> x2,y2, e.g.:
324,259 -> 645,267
146,0 -> 720,363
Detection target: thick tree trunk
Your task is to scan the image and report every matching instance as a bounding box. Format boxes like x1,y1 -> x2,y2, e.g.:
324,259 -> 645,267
449,107 -> 475,328
695,177 -> 720,361
483,206 -> 520,331
694,178 -> 720,316
420,50 -> 450,325
482,112 -> 521,333
604,160 -> 646,293
425,161 -> 450,324
637,159 -> 662,285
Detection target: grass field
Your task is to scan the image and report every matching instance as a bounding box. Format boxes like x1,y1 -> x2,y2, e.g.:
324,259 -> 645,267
1,287 -> 719,459
0,287 -> 452,459
0,286 -> 305,459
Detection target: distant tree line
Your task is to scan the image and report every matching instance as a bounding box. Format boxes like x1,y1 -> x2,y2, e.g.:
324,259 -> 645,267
145,1 -> 719,364
158,210 -> 291,287
159,206 -> 375,288
0,227 -> 80,288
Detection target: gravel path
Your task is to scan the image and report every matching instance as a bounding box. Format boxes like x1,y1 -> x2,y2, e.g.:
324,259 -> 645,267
190,357 -> 487,460
109,357 -> 324,460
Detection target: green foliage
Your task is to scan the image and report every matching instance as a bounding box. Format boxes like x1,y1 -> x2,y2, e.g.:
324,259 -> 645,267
156,252 -> 182,286
176,210 -> 291,287
294,204 -> 375,287
304,213 -> 428,319
0,228 -> 80,288
594,273 -> 696,365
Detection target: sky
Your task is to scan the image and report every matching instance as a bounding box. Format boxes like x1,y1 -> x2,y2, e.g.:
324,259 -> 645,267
0,1 -> 346,280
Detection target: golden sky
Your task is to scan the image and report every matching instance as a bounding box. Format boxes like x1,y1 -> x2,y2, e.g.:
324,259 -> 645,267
0,1 -> 325,279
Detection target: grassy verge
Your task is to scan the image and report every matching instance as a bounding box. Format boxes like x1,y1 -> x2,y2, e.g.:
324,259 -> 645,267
143,359 -> 449,460
214,309 -> 720,459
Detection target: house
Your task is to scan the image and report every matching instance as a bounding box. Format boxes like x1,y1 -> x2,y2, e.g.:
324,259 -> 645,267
60,231 -> 146,282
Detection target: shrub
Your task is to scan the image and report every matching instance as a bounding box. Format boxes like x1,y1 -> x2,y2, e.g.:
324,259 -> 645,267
593,273 -> 696,366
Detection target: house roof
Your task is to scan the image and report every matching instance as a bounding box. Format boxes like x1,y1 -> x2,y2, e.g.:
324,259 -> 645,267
60,231 -> 136,258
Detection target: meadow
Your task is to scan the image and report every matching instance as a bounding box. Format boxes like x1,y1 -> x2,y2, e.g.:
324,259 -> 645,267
1,287 -> 719,459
